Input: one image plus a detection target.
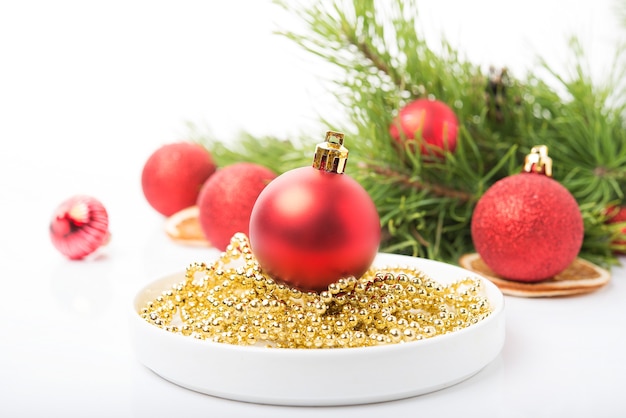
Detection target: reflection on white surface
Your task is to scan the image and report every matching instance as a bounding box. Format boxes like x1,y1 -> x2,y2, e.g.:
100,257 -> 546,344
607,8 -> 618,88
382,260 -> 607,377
129,357 -> 507,418
51,257 -> 114,318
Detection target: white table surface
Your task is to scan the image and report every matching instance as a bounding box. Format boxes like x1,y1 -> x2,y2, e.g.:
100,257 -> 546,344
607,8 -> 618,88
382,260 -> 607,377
3,229 -> 625,418
1,1 -> 624,416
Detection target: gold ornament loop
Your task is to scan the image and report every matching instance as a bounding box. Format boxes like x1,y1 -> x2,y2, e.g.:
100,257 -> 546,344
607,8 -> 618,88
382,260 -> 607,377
312,131 -> 349,174
523,145 -> 553,177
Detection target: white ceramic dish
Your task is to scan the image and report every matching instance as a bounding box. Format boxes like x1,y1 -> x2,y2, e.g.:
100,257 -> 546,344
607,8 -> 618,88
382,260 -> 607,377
130,253 -> 505,406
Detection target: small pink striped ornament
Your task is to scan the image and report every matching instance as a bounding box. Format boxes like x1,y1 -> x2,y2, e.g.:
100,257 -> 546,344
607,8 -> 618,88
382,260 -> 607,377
49,195 -> 110,259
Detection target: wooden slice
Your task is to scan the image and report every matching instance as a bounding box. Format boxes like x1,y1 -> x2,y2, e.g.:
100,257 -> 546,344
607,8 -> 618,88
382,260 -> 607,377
164,206 -> 210,247
458,253 -> 610,297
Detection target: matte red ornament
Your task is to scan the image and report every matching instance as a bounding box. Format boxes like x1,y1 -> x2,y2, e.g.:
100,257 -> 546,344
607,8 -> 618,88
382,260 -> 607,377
141,142 -> 216,216
471,146 -> 584,282
198,162 -> 276,251
389,98 -> 459,156
50,195 -> 110,260
249,131 -> 381,292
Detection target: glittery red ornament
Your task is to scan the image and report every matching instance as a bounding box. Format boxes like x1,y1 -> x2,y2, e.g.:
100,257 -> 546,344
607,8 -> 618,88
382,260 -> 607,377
471,146 -> 584,282
249,131 -> 381,292
389,98 -> 459,156
606,205 -> 626,254
197,162 -> 276,251
141,142 -> 216,216
50,195 -> 110,260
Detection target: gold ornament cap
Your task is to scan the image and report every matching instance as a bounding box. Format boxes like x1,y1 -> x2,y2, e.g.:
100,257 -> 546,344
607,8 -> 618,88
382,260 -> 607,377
312,131 -> 349,174
523,145 -> 552,177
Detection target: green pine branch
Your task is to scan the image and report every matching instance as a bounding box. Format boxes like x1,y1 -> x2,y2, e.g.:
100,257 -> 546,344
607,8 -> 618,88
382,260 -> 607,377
192,0 -> 626,268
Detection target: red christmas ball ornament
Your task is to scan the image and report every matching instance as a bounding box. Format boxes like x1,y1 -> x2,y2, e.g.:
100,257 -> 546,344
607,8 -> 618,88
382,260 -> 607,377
50,195 -> 110,260
197,162 -> 276,251
471,146 -> 584,282
249,131 -> 381,292
389,98 -> 459,156
141,142 -> 216,216
605,205 -> 626,254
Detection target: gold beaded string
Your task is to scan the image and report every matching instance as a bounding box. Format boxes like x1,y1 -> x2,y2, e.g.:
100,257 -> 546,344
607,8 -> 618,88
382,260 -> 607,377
140,233 -> 492,349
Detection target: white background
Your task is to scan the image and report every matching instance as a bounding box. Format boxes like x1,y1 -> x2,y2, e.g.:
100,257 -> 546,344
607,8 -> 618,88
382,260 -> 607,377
0,1 -> 624,417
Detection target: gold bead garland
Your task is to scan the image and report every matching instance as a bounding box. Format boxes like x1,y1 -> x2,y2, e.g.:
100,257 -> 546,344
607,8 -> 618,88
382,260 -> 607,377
140,233 -> 492,349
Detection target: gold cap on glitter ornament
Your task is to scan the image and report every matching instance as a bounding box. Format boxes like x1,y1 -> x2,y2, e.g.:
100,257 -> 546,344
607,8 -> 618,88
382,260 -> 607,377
312,131 -> 349,174
523,145 -> 553,177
